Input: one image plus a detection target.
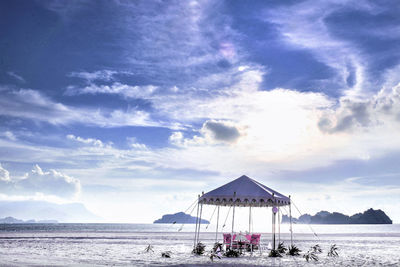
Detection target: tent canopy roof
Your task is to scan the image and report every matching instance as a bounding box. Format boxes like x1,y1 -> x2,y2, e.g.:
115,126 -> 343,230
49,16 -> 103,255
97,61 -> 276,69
199,175 -> 290,207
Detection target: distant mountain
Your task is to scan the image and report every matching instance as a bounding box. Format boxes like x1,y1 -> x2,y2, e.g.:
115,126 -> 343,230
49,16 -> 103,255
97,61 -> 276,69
282,208 -> 392,224
0,201 -> 101,223
154,212 -> 210,224
0,216 -> 58,224
0,216 -> 24,223
349,209 -> 393,224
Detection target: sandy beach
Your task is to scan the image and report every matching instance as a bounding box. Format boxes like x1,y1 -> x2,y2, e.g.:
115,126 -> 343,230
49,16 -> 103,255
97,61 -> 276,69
1,223 -> 399,266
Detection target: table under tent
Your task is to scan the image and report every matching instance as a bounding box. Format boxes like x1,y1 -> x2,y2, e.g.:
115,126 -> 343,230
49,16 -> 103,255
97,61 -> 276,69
193,175 -> 294,254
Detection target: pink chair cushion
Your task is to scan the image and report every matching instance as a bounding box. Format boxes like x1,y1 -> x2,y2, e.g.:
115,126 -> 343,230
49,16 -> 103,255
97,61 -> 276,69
250,234 -> 261,244
223,233 -> 231,244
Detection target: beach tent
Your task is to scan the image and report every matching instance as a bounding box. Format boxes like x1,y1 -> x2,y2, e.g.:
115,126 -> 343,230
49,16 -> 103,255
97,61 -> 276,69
199,175 -> 290,207
193,175 -> 293,251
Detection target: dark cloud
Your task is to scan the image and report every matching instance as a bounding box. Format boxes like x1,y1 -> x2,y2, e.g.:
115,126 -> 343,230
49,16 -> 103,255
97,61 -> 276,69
318,101 -> 372,133
318,85 -> 400,134
202,120 -> 241,142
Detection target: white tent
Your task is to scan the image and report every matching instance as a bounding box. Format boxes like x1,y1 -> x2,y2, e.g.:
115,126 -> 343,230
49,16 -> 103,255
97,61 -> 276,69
193,175 -> 293,252
199,175 -> 290,207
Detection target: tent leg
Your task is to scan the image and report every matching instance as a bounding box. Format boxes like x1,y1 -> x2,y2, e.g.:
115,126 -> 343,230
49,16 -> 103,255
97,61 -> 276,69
260,210 -> 263,256
249,206 -> 253,256
248,206 -> 252,255
196,202 -> 203,244
230,204 -> 235,249
278,207 -> 281,245
289,195 -> 293,247
215,206 -> 220,243
272,208 -> 276,250
193,196 -> 200,249
249,206 -> 251,233
230,192 -> 236,250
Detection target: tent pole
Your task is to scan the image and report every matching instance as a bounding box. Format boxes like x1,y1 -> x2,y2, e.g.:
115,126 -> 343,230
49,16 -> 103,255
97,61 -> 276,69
230,192 -> 236,249
289,195 -> 293,247
278,207 -> 281,245
272,207 -> 276,250
249,206 -> 251,233
197,202 -> 203,244
250,206 -> 253,255
193,195 -> 200,248
215,205 -> 220,243
278,208 -> 282,246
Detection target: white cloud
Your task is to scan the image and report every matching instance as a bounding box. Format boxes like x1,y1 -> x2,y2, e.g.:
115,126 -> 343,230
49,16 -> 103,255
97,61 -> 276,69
264,0 -> 369,98
0,164 -> 10,182
7,71 -> 25,83
0,87 -> 161,128
66,82 -> 158,99
113,0 -> 243,87
10,63 -> 396,178
147,69 -> 400,179
130,143 -> 147,150
0,164 -> 81,199
126,137 -> 147,150
4,64 -> 400,178
169,131 -> 184,146
168,131 -> 207,147
67,134 -> 107,148
38,0 -> 93,22
150,67 -> 267,123
68,70 -> 120,82
0,131 -> 17,141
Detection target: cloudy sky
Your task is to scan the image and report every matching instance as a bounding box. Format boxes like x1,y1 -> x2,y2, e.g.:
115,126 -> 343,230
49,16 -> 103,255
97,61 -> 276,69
1,0 -> 400,223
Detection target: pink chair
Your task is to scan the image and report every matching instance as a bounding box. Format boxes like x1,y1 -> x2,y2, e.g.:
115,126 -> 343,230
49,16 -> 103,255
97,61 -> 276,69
250,234 -> 261,250
232,234 -> 237,249
223,234 -> 231,249
223,233 -> 239,250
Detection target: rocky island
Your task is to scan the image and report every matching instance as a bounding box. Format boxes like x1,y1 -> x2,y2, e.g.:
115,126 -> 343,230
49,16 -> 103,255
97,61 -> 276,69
154,212 -> 210,224
282,208 -> 392,224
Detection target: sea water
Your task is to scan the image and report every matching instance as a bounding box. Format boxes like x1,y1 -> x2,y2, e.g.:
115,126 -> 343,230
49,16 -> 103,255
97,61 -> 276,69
0,223 -> 399,266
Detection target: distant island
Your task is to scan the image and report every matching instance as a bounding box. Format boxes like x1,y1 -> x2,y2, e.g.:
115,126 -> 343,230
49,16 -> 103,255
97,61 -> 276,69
154,212 -> 210,224
0,201 -> 100,223
0,216 -> 58,224
282,208 -> 392,224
